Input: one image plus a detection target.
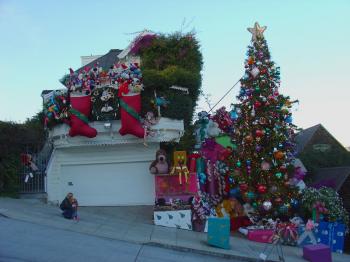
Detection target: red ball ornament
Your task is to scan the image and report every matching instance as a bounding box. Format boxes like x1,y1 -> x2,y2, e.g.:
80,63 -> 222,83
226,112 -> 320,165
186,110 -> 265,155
260,68 -> 267,74
254,101 -> 262,109
255,129 -> 264,137
279,165 -> 287,173
257,184 -> 267,194
239,183 -> 249,192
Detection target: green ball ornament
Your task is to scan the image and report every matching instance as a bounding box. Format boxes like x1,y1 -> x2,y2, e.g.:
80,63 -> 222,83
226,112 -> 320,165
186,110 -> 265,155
236,161 -> 241,167
247,191 -> 256,200
252,202 -> 258,208
255,87 -> 260,92
275,172 -> 283,179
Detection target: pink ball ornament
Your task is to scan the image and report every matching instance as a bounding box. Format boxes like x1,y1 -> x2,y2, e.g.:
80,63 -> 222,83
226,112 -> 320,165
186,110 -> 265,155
261,161 -> 270,171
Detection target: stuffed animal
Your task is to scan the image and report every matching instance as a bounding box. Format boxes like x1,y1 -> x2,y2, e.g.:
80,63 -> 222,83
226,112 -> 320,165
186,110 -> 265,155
215,198 -> 245,218
207,119 -> 221,137
149,149 -> 169,174
170,151 -> 190,184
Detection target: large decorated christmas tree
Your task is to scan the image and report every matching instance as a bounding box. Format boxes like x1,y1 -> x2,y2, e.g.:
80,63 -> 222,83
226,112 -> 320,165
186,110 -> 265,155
227,22 -> 300,219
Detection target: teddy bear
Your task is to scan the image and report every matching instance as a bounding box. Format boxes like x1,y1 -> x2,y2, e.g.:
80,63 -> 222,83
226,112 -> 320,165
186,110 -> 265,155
170,151 -> 190,184
149,149 -> 169,175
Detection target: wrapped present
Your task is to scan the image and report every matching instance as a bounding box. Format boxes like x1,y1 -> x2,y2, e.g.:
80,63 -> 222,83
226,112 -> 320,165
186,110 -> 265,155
207,217 -> 230,249
297,220 -> 317,247
247,229 -> 274,243
155,173 -> 197,203
154,209 -> 192,230
277,222 -> 298,246
315,221 -> 345,253
230,216 -> 251,232
303,244 -> 332,262
188,152 -> 200,173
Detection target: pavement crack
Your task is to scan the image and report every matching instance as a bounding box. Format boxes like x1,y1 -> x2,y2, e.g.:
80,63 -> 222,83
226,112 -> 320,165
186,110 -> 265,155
134,244 -> 144,262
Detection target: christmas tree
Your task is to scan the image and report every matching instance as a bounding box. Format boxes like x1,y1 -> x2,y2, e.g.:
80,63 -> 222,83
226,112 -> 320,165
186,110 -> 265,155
227,22 -> 300,219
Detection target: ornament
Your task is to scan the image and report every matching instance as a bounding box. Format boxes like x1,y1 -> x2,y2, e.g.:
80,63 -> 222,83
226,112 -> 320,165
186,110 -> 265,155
263,201 -> 272,211
245,135 -> 253,143
255,145 -> 262,152
230,110 -> 238,120
259,117 -> 267,125
252,202 -> 258,208
257,184 -> 267,194
279,165 -> 287,173
247,57 -> 255,65
270,185 -> 278,193
236,161 -> 242,167
255,86 -> 260,92
275,172 -> 283,179
239,183 -> 248,192
285,116 -> 292,123
274,151 -> 285,160
275,197 -> 283,205
255,129 -> 264,137
247,191 -> 256,200
290,199 -> 299,209
260,68 -> 267,74
261,161 -> 270,171
250,67 -> 260,78
247,22 -> 267,42
254,101 -> 262,109
230,187 -> 240,197
279,205 -> 288,214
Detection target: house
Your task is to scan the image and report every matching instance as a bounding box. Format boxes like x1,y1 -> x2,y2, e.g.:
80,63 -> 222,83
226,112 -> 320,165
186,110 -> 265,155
44,39 -> 177,206
295,124 -> 350,173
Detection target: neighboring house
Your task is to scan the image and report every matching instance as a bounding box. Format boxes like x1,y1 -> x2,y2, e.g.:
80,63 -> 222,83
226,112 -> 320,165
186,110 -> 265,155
44,42 -> 185,206
295,124 -> 350,173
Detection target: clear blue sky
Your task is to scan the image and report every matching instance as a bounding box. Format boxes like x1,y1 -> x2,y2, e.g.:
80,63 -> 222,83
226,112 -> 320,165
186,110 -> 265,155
1,0 -> 349,146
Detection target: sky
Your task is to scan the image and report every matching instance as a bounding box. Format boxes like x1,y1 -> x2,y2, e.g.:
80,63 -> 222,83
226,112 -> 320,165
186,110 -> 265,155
0,0 -> 349,146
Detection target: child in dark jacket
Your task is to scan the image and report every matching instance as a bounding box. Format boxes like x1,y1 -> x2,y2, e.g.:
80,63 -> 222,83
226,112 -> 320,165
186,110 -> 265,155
60,193 -> 74,219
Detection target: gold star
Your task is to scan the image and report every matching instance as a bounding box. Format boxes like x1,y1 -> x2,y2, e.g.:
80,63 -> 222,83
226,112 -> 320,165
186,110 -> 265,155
247,22 -> 267,42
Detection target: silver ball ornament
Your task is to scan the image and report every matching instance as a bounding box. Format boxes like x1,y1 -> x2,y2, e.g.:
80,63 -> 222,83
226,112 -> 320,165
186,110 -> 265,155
263,201 -> 272,211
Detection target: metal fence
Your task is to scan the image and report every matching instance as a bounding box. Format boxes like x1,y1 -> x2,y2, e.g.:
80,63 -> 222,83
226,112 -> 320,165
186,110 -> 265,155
18,142 -> 53,193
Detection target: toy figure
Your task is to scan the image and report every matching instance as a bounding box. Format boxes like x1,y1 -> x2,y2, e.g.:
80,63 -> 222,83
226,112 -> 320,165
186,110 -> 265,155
170,151 -> 190,185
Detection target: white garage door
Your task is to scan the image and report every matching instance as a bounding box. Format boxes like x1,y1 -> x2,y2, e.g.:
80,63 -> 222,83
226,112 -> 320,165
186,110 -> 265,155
61,162 -> 155,206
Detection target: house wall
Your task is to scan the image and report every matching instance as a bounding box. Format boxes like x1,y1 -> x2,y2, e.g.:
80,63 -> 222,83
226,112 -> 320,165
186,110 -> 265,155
46,143 -> 158,206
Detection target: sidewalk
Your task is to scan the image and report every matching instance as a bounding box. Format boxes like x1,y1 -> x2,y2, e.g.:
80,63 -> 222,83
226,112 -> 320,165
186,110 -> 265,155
0,197 -> 348,262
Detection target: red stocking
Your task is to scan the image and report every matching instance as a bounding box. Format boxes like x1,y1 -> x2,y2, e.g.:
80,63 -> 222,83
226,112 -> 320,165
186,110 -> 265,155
68,95 -> 97,138
119,93 -> 145,138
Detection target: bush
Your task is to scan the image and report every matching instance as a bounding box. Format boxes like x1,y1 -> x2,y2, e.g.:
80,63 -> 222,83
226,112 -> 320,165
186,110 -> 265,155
301,187 -> 349,226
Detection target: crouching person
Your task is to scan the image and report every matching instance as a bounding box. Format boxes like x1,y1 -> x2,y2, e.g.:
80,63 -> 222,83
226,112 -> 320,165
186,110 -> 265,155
60,192 -> 74,219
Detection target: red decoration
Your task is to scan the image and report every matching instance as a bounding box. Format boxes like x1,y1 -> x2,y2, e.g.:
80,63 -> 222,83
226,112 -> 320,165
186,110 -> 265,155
245,135 -> 253,143
248,57 -> 255,65
68,95 -> 97,138
119,94 -> 145,138
255,129 -> 264,137
254,101 -> 262,109
257,184 -> 267,194
239,183 -> 249,192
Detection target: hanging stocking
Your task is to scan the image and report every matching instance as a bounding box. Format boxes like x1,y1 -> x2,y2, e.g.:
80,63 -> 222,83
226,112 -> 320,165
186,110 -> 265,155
68,94 -> 97,138
119,93 -> 145,138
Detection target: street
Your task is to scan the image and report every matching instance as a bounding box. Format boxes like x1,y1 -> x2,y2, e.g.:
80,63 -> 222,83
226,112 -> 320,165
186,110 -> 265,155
0,217 -> 240,262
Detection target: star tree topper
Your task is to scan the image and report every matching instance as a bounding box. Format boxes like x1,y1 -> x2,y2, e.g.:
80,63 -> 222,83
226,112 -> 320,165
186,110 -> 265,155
247,22 -> 267,42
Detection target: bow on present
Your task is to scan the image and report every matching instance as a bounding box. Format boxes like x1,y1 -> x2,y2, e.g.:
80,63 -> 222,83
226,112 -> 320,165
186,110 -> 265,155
170,164 -> 190,185
297,219 -> 317,245
277,222 -> 298,245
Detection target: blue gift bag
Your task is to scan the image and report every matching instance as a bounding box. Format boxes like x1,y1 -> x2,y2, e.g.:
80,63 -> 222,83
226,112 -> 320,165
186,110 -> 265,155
207,217 -> 230,249
315,221 -> 345,253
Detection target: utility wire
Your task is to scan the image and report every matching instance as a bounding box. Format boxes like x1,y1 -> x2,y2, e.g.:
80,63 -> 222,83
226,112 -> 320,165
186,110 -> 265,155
208,77 -> 242,113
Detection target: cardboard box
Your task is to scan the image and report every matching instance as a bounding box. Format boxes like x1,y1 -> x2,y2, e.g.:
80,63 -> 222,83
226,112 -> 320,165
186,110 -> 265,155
154,209 -> 192,230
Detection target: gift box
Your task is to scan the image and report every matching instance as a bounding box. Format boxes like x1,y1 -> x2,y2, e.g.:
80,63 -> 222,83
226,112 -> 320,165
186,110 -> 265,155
154,209 -> 192,230
277,223 -> 298,246
315,221 -> 345,253
297,224 -> 317,247
155,173 -> 198,203
247,229 -> 274,243
207,217 -> 230,249
230,216 -> 251,231
303,244 -> 332,262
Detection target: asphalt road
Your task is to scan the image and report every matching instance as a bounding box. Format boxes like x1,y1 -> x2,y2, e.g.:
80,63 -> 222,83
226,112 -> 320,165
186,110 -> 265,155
0,217 -> 240,262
